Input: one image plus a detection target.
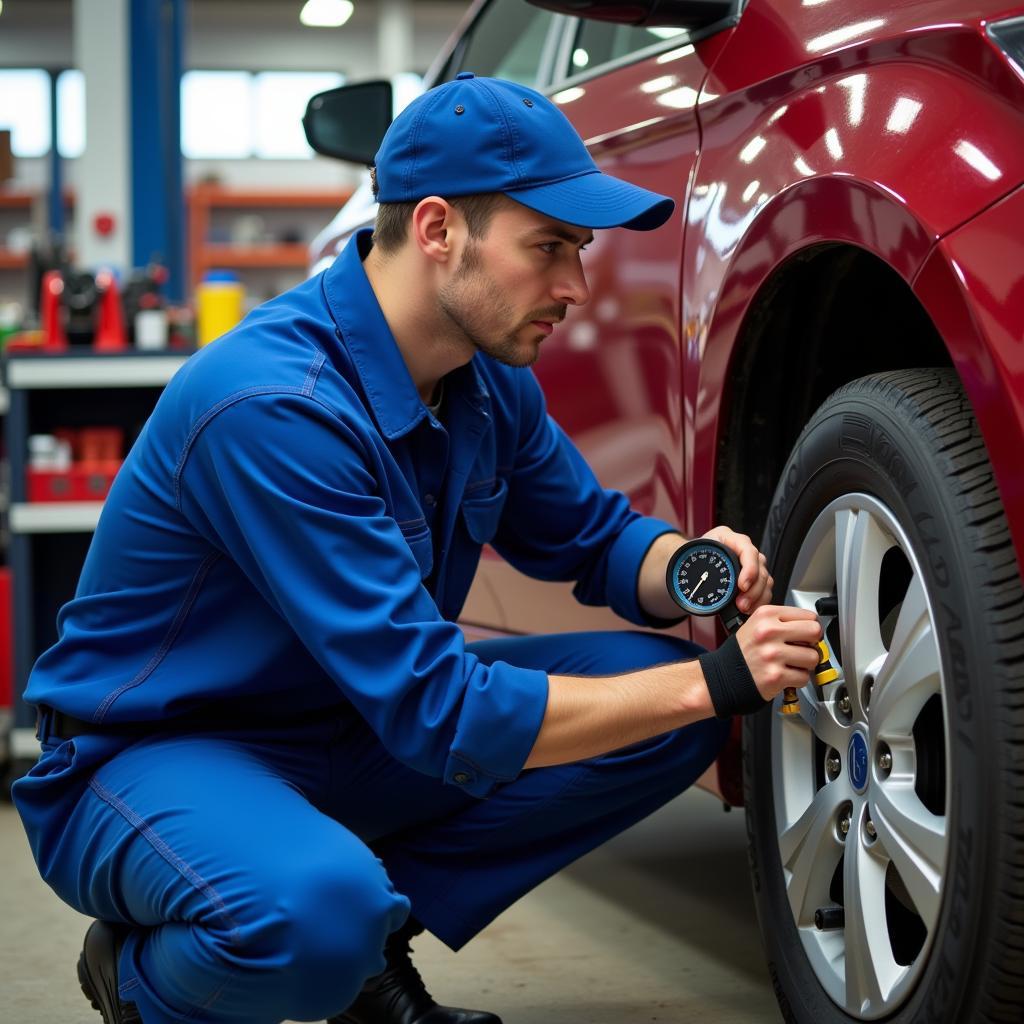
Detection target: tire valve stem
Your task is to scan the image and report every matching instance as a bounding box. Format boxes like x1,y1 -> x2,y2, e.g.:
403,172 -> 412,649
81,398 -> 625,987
814,907 -> 846,931
782,631 -> 838,716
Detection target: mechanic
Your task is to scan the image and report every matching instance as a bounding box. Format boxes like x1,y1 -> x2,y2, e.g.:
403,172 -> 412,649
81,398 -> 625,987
13,74 -> 823,1024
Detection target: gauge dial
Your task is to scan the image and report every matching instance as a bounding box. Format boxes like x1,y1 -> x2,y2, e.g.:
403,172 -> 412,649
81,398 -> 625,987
666,540 -> 739,616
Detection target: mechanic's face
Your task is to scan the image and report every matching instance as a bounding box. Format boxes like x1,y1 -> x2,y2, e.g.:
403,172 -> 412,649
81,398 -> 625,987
437,199 -> 592,367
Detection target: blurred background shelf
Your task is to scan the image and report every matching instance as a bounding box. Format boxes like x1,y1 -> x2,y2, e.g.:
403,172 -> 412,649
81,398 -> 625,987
5,352 -> 189,389
0,251 -> 29,270
9,501 -> 103,534
188,185 -> 352,294
197,242 -> 311,269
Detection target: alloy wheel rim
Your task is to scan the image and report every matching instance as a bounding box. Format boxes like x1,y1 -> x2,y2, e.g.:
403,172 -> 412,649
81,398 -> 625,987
772,493 -> 951,1019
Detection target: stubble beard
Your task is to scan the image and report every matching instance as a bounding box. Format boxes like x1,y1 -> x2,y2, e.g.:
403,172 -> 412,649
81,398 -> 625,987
437,240 -> 563,369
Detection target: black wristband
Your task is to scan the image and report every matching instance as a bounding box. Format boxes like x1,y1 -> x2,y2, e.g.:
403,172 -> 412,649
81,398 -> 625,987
698,633 -> 766,718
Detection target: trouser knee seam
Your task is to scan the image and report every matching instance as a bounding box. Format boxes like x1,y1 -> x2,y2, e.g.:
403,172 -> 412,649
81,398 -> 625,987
87,777 -> 243,947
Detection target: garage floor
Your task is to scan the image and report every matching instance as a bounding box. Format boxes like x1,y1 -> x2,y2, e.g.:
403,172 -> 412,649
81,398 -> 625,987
0,788 -> 783,1023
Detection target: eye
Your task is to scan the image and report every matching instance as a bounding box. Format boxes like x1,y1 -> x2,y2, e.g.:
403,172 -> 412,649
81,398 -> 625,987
538,241 -> 558,254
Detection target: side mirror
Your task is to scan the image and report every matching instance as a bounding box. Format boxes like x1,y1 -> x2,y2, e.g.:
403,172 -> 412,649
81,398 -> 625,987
527,0 -> 734,29
303,80 -> 393,165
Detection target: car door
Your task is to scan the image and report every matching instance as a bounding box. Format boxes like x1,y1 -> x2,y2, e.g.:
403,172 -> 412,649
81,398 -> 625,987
464,14 -> 737,636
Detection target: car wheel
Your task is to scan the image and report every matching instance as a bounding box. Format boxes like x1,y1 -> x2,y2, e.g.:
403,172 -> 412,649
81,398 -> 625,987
745,369 -> 1024,1023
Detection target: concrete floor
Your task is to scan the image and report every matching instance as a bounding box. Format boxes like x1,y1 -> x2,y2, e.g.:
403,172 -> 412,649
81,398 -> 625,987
0,788 -> 783,1023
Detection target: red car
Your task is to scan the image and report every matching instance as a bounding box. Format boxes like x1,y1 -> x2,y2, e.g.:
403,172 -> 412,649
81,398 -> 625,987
303,2 -> 1024,1021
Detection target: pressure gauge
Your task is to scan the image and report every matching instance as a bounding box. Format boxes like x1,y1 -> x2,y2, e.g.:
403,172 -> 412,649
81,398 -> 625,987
666,538 -> 744,632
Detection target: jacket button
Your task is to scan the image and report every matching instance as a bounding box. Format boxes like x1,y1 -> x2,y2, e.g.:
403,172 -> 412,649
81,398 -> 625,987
424,494 -> 436,506
453,771 -> 473,785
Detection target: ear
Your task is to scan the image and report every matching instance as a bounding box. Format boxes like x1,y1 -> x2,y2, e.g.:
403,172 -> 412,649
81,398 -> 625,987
410,197 -> 461,265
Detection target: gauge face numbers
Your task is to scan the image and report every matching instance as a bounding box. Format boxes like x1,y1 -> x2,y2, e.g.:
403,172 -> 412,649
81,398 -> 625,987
669,543 -> 737,615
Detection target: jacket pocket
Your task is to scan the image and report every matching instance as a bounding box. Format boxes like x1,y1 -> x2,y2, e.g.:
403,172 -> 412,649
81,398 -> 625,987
399,521 -> 434,579
460,479 -> 508,545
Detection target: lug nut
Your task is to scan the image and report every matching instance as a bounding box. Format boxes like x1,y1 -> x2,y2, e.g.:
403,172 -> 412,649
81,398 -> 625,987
865,818 -> 877,840
826,751 -> 841,778
838,814 -> 851,838
837,689 -> 852,716
878,751 -> 892,772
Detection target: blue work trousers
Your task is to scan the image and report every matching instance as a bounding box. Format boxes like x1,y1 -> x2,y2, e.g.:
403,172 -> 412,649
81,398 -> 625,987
22,630 -> 727,1024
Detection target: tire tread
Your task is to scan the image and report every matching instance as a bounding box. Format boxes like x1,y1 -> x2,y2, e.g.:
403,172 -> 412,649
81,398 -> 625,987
755,368 -> 1024,1024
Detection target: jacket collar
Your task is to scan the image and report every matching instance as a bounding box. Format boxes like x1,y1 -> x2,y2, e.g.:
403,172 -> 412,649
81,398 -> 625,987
321,228 -> 490,441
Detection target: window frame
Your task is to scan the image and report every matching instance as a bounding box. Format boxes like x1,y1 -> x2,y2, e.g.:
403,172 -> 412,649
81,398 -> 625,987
425,0 -> 572,90
547,0 -> 745,90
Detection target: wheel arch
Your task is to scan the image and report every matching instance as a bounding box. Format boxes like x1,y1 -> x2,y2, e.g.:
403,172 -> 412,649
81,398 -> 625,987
712,238 -> 951,550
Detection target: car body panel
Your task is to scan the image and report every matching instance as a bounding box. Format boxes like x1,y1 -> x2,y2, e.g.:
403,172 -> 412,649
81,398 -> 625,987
308,0 -> 1024,798
482,37 -> 722,637
913,182 -> 1024,560
683,1 -> 1024,642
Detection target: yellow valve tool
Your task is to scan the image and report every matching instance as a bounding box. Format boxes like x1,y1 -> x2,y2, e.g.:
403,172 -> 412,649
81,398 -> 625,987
781,638 -> 839,715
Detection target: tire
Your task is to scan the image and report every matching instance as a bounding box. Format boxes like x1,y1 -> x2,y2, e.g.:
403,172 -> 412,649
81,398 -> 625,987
744,369 -> 1024,1023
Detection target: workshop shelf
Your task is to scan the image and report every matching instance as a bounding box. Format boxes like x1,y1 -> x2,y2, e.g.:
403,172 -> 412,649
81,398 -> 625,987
0,250 -> 29,270
1,350 -> 189,764
5,352 -> 189,390
9,501 -> 103,534
197,242 -> 311,269
187,184 -> 352,292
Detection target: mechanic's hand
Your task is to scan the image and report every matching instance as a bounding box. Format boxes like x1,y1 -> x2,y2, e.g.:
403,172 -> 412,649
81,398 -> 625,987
735,605 -> 823,701
701,525 -> 773,613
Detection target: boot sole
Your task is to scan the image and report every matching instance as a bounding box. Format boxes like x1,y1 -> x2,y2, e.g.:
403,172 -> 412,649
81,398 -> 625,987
77,922 -> 134,1023
77,948 -> 109,1021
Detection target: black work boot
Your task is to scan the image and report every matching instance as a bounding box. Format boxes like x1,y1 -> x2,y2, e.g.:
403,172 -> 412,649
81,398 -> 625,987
78,921 -> 141,1023
330,918 -> 502,1024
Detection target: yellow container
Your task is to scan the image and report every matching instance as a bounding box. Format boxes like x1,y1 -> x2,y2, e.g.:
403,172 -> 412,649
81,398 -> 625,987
196,271 -> 245,346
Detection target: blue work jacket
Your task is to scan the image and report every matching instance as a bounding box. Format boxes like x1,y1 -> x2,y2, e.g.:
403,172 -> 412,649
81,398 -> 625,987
24,229 -> 679,798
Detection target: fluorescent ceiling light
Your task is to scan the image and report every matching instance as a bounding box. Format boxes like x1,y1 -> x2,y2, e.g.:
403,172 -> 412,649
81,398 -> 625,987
300,0 -> 354,28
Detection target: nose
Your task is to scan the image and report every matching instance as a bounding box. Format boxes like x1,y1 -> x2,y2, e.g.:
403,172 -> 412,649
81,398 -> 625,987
554,255 -> 590,308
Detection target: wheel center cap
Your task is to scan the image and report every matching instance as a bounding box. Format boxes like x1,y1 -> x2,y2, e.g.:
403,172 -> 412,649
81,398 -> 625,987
849,731 -> 869,793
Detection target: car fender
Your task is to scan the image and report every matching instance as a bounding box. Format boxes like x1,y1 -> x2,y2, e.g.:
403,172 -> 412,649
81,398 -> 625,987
684,2 -> 1024,565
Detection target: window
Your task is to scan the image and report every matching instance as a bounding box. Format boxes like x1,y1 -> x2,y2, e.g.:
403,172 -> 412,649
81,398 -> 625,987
569,22 -> 687,76
56,70 -> 86,159
0,69 -> 86,158
181,70 -> 344,160
0,69 -> 51,158
448,0 -> 557,87
181,71 -> 255,159
253,72 -> 346,158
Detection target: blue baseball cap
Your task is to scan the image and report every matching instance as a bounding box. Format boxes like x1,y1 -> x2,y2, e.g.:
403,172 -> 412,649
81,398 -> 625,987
373,73 -> 675,231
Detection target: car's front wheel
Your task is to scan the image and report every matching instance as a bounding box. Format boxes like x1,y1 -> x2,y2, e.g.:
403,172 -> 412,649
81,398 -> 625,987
746,369 -> 1024,1023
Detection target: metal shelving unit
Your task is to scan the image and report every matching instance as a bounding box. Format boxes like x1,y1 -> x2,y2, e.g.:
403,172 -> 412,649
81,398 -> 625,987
1,350 -> 190,775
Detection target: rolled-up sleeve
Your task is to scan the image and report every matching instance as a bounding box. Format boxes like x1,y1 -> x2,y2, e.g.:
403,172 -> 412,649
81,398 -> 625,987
178,393 -> 547,797
492,371 -> 679,627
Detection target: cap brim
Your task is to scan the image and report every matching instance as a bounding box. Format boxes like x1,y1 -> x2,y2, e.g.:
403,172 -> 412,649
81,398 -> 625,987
505,170 -> 675,231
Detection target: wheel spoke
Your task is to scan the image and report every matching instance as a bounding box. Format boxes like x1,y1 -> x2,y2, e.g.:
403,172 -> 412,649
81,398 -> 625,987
805,693 -> 849,752
872,783 -> 946,931
835,509 -> 890,704
844,829 -> 901,1013
779,783 -> 847,924
871,573 -> 941,736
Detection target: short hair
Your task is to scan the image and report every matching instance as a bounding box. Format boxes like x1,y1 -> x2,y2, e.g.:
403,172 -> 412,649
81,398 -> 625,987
369,166 -> 502,255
